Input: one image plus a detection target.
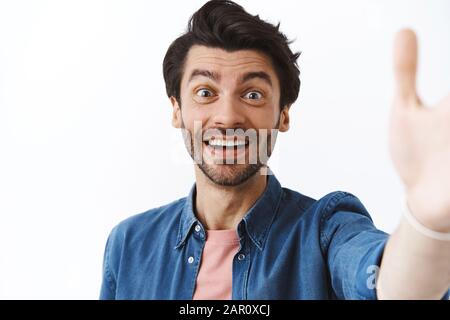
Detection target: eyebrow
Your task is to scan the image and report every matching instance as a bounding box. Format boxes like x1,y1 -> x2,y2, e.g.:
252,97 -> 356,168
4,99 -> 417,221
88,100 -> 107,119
188,69 -> 221,83
240,71 -> 273,87
188,69 -> 273,87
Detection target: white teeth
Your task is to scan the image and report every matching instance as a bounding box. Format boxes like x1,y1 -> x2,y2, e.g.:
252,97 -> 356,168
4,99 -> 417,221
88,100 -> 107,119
208,139 -> 247,147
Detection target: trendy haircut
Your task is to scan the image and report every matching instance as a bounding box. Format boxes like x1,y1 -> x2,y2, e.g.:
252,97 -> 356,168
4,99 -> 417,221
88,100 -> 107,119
163,0 -> 301,109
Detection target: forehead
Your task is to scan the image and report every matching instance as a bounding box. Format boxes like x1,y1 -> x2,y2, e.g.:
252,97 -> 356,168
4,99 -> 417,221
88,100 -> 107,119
182,45 -> 277,82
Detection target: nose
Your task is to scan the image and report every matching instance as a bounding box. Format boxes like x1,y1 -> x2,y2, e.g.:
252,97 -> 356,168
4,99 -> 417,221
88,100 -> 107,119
211,95 -> 246,129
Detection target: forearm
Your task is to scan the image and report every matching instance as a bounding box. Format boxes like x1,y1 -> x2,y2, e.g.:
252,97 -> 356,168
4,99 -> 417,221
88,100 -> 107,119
377,216 -> 450,299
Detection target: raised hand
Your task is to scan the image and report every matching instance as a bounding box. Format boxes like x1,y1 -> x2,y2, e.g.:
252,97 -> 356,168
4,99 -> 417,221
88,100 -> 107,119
389,29 -> 450,232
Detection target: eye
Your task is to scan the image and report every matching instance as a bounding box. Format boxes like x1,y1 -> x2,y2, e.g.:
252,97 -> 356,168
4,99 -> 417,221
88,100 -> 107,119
243,91 -> 263,100
196,89 -> 215,98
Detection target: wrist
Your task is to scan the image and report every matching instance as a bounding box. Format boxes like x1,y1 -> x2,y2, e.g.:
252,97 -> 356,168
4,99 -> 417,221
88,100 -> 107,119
406,188 -> 450,233
403,198 -> 450,241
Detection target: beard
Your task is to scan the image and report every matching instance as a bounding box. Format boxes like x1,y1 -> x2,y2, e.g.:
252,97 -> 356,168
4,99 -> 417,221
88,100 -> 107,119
197,156 -> 263,187
181,120 -> 279,187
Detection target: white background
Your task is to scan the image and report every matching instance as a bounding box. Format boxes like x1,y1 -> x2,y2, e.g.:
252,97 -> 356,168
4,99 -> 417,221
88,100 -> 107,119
0,0 -> 449,299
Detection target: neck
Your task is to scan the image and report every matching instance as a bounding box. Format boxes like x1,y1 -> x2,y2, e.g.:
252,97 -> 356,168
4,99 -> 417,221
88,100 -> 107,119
194,166 -> 268,231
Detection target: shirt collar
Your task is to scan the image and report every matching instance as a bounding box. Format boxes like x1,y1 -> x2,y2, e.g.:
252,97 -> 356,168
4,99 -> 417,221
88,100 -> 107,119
175,172 -> 283,251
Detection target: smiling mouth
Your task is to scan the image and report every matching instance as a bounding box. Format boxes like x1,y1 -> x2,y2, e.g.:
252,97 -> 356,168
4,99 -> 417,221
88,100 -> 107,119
204,137 -> 250,150
200,135 -> 262,165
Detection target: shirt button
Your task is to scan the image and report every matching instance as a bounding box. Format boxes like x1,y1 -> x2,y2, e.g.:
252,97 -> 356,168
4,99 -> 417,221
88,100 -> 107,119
238,253 -> 246,261
188,256 -> 194,264
194,225 -> 201,233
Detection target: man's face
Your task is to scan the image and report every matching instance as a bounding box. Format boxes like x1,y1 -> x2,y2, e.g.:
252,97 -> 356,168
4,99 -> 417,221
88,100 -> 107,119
171,45 -> 290,186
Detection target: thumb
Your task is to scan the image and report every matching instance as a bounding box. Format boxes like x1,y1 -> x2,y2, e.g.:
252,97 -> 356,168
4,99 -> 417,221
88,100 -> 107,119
393,29 -> 419,103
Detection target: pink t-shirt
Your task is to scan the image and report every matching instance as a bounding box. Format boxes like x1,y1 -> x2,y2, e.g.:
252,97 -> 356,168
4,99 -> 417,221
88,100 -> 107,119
193,229 -> 240,300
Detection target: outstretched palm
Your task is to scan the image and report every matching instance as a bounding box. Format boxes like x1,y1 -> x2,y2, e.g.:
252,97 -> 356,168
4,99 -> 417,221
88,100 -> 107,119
390,29 -> 450,232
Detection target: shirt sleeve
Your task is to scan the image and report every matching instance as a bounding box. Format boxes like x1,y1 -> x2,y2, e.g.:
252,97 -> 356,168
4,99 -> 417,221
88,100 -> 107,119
319,192 -> 389,300
99,226 -> 120,300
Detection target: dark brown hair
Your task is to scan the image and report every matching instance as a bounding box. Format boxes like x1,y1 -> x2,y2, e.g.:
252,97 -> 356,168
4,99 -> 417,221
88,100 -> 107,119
162,0 -> 301,109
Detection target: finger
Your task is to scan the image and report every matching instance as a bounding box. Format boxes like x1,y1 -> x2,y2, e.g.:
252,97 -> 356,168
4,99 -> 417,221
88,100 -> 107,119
393,29 -> 419,103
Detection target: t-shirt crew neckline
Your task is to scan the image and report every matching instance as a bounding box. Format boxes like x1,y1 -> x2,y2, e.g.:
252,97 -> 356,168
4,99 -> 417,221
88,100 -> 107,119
205,229 -> 240,245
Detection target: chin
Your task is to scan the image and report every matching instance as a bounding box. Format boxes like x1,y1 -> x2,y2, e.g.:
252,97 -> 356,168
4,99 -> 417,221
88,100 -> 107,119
198,163 -> 262,187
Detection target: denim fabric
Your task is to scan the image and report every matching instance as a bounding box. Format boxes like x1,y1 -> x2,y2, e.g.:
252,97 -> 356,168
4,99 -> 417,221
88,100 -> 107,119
100,174 -> 391,300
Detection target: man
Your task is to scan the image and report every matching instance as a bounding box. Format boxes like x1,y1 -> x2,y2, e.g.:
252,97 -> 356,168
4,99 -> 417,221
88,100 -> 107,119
100,0 -> 450,300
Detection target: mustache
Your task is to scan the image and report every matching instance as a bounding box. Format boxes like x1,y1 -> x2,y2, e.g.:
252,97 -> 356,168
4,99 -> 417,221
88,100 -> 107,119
183,126 -> 279,145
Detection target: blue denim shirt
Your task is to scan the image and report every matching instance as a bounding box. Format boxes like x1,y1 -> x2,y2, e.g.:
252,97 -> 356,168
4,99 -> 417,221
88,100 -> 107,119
100,174 -> 390,300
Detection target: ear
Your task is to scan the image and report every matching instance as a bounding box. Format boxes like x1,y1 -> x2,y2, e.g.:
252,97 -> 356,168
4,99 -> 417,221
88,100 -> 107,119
170,97 -> 182,129
278,106 -> 290,133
